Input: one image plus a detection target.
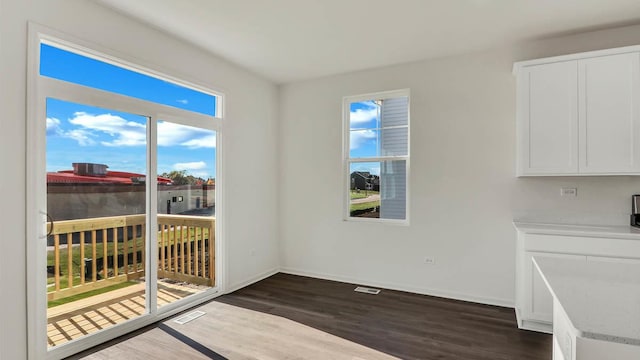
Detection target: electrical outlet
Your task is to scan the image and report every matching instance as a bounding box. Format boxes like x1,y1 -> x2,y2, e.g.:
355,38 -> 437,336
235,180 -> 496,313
424,257 -> 435,264
561,188 -> 577,197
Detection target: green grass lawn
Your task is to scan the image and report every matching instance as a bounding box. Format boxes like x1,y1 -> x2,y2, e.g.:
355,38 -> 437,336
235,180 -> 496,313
350,200 -> 380,213
48,281 -> 137,308
47,237 -> 146,290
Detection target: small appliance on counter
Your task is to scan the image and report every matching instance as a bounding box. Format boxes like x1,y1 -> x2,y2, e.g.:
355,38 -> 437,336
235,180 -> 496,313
632,195 -> 640,228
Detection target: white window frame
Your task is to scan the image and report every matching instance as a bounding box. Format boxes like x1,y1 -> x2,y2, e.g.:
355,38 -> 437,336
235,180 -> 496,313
27,23 -> 226,360
342,89 -> 410,224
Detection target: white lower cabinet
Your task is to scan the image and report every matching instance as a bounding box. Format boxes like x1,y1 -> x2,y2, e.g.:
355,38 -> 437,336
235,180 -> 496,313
514,223 -> 640,333
524,252 -> 584,328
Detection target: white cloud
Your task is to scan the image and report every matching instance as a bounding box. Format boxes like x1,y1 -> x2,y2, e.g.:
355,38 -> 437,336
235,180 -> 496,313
65,129 -> 96,146
176,99 -> 189,104
47,116 -> 96,145
350,108 -> 378,125
350,129 -> 376,150
46,117 -> 61,134
157,121 -> 216,148
188,170 -> 210,178
58,113 -> 216,149
173,161 -> 206,171
69,112 -> 146,147
180,134 -> 216,148
350,101 -> 378,125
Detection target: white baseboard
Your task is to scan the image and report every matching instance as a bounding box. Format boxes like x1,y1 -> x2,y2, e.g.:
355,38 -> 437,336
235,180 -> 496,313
225,267 -> 280,294
520,319 -> 553,334
280,267 -> 515,308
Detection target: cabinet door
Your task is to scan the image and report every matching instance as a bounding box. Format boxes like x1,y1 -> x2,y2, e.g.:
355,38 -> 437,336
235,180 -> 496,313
524,252 -> 585,323
579,52 -> 640,174
518,61 -> 578,175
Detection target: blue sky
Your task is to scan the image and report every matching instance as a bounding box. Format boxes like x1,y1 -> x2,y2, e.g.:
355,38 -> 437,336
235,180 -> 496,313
350,100 -> 381,175
42,44 -> 217,179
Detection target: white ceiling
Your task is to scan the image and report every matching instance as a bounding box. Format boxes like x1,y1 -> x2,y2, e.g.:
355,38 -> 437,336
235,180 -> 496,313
96,0 -> 640,84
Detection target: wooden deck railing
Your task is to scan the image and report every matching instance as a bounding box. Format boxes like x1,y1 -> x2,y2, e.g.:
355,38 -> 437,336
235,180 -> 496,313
46,214 -> 215,301
157,214 -> 215,287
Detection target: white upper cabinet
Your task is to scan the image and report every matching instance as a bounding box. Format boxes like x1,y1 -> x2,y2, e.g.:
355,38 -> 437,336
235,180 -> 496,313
579,52 -> 640,173
517,61 -> 578,175
514,47 -> 640,176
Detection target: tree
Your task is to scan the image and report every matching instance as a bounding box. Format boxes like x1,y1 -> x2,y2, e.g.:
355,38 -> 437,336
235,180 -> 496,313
160,170 -> 205,185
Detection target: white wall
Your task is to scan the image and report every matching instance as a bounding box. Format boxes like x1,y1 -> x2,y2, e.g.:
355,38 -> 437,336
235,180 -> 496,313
279,24 -> 640,308
0,0 -> 279,358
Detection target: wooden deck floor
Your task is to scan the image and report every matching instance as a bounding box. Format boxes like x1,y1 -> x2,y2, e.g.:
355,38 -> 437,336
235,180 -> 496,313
48,282 -> 202,347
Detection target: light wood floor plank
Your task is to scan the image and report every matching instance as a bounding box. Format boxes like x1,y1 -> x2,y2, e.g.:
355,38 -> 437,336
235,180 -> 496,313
72,273 -> 551,359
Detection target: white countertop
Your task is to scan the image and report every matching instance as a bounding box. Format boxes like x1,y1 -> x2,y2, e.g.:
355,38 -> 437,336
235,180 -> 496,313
514,221 -> 640,240
533,256 -> 640,346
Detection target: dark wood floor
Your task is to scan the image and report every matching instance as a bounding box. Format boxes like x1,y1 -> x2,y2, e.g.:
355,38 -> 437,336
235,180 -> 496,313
73,273 -> 551,359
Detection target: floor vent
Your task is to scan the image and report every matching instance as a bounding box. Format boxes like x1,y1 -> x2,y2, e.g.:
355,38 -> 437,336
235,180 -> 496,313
174,310 -> 206,325
354,286 -> 381,295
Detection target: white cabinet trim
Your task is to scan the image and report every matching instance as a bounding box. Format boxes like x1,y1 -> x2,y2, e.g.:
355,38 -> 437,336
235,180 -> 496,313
513,44 -> 640,74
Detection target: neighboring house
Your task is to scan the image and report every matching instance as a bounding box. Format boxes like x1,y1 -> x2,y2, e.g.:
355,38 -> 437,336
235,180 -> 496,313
350,171 -> 380,191
47,162 -> 173,185
47,163 -> 214,220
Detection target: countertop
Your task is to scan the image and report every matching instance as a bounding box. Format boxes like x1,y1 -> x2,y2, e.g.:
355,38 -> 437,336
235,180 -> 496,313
513,221 -> 640,240
533,256 -> 640,346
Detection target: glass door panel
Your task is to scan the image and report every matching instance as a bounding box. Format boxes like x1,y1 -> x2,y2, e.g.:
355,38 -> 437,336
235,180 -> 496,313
156,120 -> 216,308
45,98 -> 148,348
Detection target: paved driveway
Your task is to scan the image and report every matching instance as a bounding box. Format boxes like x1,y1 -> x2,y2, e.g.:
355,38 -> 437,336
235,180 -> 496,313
350,194 -> 380,204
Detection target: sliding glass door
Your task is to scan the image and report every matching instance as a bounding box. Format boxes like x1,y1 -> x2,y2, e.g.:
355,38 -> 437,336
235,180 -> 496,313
31,34 -> 223,359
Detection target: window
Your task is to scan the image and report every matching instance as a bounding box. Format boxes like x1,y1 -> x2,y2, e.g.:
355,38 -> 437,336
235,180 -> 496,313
40,42 -> 219,117
344,89 -> 409,221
